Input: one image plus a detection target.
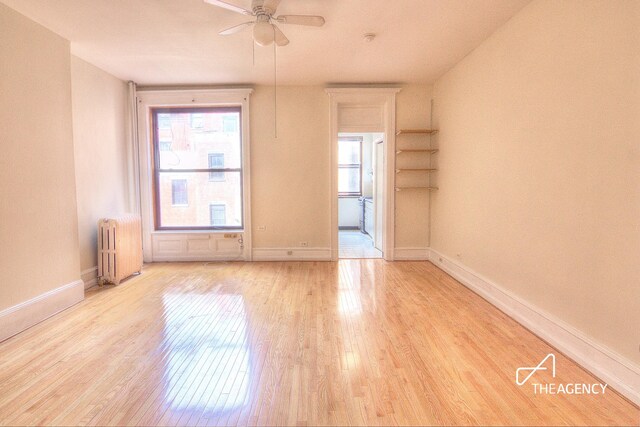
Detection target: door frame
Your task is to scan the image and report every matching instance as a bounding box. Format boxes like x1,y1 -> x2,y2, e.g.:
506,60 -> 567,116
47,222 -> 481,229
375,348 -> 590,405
326,87 -> 401,261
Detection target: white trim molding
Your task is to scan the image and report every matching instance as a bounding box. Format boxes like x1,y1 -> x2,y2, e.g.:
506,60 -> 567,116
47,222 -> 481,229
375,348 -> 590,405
326,87 -> 401,262
0,280 -> 84,343
429,248 -> 640,406
394,247 -> 431,261
81,266 -> 98,289
252,247 -> 331,262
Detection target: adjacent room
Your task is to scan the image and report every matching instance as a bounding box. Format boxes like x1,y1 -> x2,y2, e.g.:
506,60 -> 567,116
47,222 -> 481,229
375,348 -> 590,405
0,0 -> 638,426
338,132 -> 384,259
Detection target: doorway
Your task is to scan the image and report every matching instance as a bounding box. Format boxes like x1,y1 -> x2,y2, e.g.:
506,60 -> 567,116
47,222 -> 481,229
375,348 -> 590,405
326,87 -> 401,261
338,133 -> 384,259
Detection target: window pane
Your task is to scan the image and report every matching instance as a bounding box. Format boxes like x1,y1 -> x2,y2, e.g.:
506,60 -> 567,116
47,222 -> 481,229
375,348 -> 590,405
338,167 -> 360,194
338,140 -> 361,165
158,171 -> 242,228
156,110 -> 241,170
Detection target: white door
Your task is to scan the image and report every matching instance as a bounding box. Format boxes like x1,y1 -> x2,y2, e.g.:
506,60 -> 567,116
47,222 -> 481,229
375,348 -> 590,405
374,140 -> 384,251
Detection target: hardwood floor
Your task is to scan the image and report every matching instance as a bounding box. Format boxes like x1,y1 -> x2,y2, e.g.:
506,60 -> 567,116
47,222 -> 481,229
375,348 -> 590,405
339,231 -> 382,259
0,261 -> 637,426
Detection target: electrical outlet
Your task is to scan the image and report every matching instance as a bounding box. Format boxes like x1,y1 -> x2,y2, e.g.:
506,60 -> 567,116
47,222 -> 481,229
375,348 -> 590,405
257,226 -> 266,231
300,242 -> 308,247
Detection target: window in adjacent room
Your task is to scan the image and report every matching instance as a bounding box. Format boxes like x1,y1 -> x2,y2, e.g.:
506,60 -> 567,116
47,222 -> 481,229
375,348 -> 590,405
152,107 -> 243,230
338,137 -> 362,196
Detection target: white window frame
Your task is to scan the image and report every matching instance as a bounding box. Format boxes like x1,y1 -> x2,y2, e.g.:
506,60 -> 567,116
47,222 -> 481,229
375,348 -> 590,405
136,89 -> 253,262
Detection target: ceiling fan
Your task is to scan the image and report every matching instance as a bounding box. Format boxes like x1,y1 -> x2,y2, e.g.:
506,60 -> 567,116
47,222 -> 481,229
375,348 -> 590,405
204,0 -> 326,47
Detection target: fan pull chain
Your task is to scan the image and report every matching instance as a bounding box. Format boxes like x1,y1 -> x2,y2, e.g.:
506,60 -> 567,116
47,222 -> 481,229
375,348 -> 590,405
252,40 -> 255,67
273,32 -> 278,139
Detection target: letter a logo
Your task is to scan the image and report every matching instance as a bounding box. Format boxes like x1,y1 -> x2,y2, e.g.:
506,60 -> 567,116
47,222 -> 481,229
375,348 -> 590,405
516,353 -> 556,386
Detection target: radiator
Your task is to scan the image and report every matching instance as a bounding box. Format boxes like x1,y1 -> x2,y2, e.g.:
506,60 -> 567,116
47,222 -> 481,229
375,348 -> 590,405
97,214 -> 143,285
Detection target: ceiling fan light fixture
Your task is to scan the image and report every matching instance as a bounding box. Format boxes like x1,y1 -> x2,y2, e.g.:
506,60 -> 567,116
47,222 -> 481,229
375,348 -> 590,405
253,20 -> 274,46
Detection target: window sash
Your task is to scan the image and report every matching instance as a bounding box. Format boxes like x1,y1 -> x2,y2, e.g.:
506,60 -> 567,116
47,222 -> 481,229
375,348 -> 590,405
152,106 -> 244,231
338,138 -> 362,197
156,171 -> 243,230
338,165 -> 362,196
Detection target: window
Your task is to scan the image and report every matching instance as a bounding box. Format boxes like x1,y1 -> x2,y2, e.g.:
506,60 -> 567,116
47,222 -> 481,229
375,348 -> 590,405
210,204 -> 226,226
171,179 -> 188,206
153,107 -> 243,230
208,153 -> 225,181
338,138 -> 362,196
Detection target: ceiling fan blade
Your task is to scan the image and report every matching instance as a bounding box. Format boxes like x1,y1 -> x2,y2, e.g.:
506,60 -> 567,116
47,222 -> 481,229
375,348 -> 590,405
204,0 -> 253,16
273,25 -> 290,46
276,15 -> 325,27
263,0 -> 282,13
219,21 -> 254,35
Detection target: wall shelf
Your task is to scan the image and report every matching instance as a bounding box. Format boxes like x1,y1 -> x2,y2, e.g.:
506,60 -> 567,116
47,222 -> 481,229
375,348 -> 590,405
395,187 -> 439,191
396,149 -> 439,154
396,168 -> 438,173
396,129 -> 438,135
396,127 -> 439,192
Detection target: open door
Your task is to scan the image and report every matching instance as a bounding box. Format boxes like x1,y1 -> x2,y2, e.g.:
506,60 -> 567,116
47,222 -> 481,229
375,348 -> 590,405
373,139 -> 384,251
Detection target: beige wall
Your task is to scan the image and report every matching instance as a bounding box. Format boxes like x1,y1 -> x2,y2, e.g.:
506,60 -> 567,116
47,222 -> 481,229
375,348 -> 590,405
251,86 -> 332,248
0,3 -> 81,310
71,57 -> 130,277
431,0 -> 640,364
250,85 -> 433,250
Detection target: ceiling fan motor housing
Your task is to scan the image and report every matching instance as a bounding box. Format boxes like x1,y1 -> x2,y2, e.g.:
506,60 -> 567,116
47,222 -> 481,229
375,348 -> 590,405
252,0 -> 275,17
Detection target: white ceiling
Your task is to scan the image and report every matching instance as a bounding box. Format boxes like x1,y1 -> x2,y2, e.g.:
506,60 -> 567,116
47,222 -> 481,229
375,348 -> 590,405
1,0 -> 530,85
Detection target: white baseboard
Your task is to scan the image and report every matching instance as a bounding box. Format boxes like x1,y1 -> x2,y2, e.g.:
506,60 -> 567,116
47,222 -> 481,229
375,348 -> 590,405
81,266 -> 98,289
252,247 -> 331,261
394,247 -> 431,261
0,279 -> 84,343
428,248 -> 640,406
